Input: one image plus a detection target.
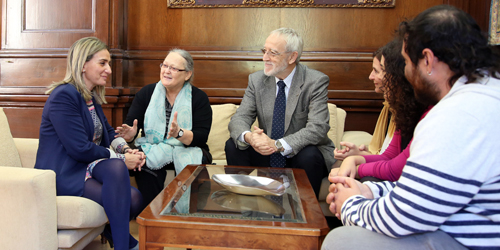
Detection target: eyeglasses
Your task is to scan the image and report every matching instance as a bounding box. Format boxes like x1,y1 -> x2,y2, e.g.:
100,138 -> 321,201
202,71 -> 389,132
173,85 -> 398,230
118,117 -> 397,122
261,48 -> 289,57
159,63 -> 186,73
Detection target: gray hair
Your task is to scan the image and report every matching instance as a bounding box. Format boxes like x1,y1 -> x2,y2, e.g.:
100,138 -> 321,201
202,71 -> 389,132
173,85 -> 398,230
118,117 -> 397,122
168,48 -> 194,83
270,28 -> 304,64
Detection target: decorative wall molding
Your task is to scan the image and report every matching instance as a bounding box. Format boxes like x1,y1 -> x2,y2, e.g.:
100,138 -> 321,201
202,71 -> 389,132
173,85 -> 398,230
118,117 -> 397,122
0,48 -> 372,60
242,0 -> 315,6
125,50 -> 374,62
490,0 -> 500,45
167,0 -> 395,8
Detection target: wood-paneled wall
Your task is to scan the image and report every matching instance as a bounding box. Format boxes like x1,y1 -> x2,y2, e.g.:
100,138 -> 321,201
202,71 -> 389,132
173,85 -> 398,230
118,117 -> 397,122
0,0 -> 491,138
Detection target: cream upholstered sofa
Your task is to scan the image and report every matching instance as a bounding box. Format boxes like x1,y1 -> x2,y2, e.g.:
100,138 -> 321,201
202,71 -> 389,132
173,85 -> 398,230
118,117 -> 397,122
0,108 -> 107,250
0,102 -> 371,250
205,103 -> 372,216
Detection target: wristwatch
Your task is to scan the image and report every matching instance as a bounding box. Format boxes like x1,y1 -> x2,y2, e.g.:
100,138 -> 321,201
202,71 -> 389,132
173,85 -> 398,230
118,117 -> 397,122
275,140 -> 284,152
176,128 -> 184,139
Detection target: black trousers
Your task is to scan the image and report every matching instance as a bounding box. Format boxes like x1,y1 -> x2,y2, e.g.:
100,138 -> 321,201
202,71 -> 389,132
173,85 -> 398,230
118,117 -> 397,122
132,149 -> 212,212
225,138 -> 327,197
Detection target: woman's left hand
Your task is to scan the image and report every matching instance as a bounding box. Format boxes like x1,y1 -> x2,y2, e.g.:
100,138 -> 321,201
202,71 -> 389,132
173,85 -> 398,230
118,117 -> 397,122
167,111 -> 181,139
166,111 -> 194,145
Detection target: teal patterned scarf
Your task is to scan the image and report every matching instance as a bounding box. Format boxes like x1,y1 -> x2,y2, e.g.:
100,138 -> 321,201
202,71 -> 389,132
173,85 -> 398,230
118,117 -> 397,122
135,81 -> 202,174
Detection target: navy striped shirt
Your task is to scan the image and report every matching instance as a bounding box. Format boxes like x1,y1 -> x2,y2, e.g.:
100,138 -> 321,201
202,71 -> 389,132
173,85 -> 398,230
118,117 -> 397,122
341,76 -> 500,249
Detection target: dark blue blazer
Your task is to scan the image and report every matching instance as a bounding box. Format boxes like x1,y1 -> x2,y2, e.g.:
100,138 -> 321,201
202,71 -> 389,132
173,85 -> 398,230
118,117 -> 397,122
35,84 -> 116,196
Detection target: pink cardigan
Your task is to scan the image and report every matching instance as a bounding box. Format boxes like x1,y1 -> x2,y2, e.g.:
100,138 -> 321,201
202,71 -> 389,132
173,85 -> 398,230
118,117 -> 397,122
358,107 -> 432,181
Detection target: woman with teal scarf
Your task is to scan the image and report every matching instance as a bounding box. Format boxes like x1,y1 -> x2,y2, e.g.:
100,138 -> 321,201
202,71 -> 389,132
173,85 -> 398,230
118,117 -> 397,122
116,49 -> 213,209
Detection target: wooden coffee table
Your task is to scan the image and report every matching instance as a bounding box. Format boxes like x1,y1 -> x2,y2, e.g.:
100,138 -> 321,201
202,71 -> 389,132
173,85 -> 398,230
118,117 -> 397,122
136,164 -> 329,250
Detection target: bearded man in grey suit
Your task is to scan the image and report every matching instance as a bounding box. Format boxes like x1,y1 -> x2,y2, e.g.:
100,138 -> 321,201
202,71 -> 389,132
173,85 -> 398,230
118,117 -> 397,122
225,28 -> 335,197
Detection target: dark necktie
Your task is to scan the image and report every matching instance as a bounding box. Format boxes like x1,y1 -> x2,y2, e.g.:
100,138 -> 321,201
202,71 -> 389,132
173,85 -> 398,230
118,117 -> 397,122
270,80 -> 286,168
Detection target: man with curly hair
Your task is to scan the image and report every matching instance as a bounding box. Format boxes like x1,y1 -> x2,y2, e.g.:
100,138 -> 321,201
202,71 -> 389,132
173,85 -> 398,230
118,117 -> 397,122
322,5 -> 500,250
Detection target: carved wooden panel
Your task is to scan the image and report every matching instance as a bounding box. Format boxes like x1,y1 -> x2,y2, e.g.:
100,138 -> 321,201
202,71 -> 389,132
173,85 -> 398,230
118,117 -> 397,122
0,0 -> 492,139
465,0 -> 491,32
24,0 -> 92,30
0,58 -> 66,87
124,50 -> 383,109
1,105 -> 120,138
0,56 -> 115,89
2,107 -> 44,138
1,0 -> 109,49
126,0 -> 445,51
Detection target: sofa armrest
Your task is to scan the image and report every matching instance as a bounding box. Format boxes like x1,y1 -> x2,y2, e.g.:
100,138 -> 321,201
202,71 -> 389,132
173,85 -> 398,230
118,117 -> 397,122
341,131 -> 373,149
0,166 -> 58,249
327,131 -> 373,170
13,138 -> 39,169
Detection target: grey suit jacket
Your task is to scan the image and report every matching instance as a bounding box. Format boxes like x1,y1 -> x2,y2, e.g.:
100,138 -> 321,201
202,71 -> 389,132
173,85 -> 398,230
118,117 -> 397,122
228,63 -> 336,169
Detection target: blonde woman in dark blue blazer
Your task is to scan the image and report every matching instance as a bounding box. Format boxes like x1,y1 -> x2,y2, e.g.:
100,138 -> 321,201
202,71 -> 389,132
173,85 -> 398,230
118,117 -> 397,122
35,37 -> 144,250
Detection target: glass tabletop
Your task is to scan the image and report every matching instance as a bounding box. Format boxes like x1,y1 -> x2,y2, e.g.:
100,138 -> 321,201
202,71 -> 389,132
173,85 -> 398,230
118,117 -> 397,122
160,165 -> 306,223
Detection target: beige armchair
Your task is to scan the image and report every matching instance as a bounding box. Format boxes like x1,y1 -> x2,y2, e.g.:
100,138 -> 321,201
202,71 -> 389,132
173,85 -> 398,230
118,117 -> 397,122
0,108 -> 107,250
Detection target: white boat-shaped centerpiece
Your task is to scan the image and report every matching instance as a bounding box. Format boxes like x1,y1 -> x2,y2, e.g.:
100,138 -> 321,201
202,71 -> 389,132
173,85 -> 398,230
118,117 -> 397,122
212,174 -> 286,196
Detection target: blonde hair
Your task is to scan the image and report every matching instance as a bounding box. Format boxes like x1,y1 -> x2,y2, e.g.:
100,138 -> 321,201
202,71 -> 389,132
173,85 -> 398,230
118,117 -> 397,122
46,37 -> 108,104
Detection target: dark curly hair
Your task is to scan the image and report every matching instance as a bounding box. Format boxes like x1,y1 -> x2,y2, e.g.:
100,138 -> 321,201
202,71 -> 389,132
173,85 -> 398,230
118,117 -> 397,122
382,38 -> 428,140
373,47 -> 383,61
399,5 -> 500,87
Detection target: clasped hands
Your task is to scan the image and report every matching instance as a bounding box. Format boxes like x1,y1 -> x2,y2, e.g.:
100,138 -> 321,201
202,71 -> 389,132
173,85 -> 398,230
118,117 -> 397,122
328,153 -> 372,219
115,119 -> 145,171
331,142 -> 369,179
334,141 -> 369,160
327,175 -> 373,219
244,126 -> 277,155
124,149 -> 146,171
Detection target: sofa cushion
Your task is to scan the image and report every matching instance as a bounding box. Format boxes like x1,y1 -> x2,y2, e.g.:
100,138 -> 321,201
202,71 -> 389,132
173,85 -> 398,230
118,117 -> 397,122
0,108 -> 23,168
341,131 -> 373,149
207,104 -> 238,161
56,196 -> 107,229
14,138 -> 39,169
327,103 -> 346,148
57,226 -> 105,249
